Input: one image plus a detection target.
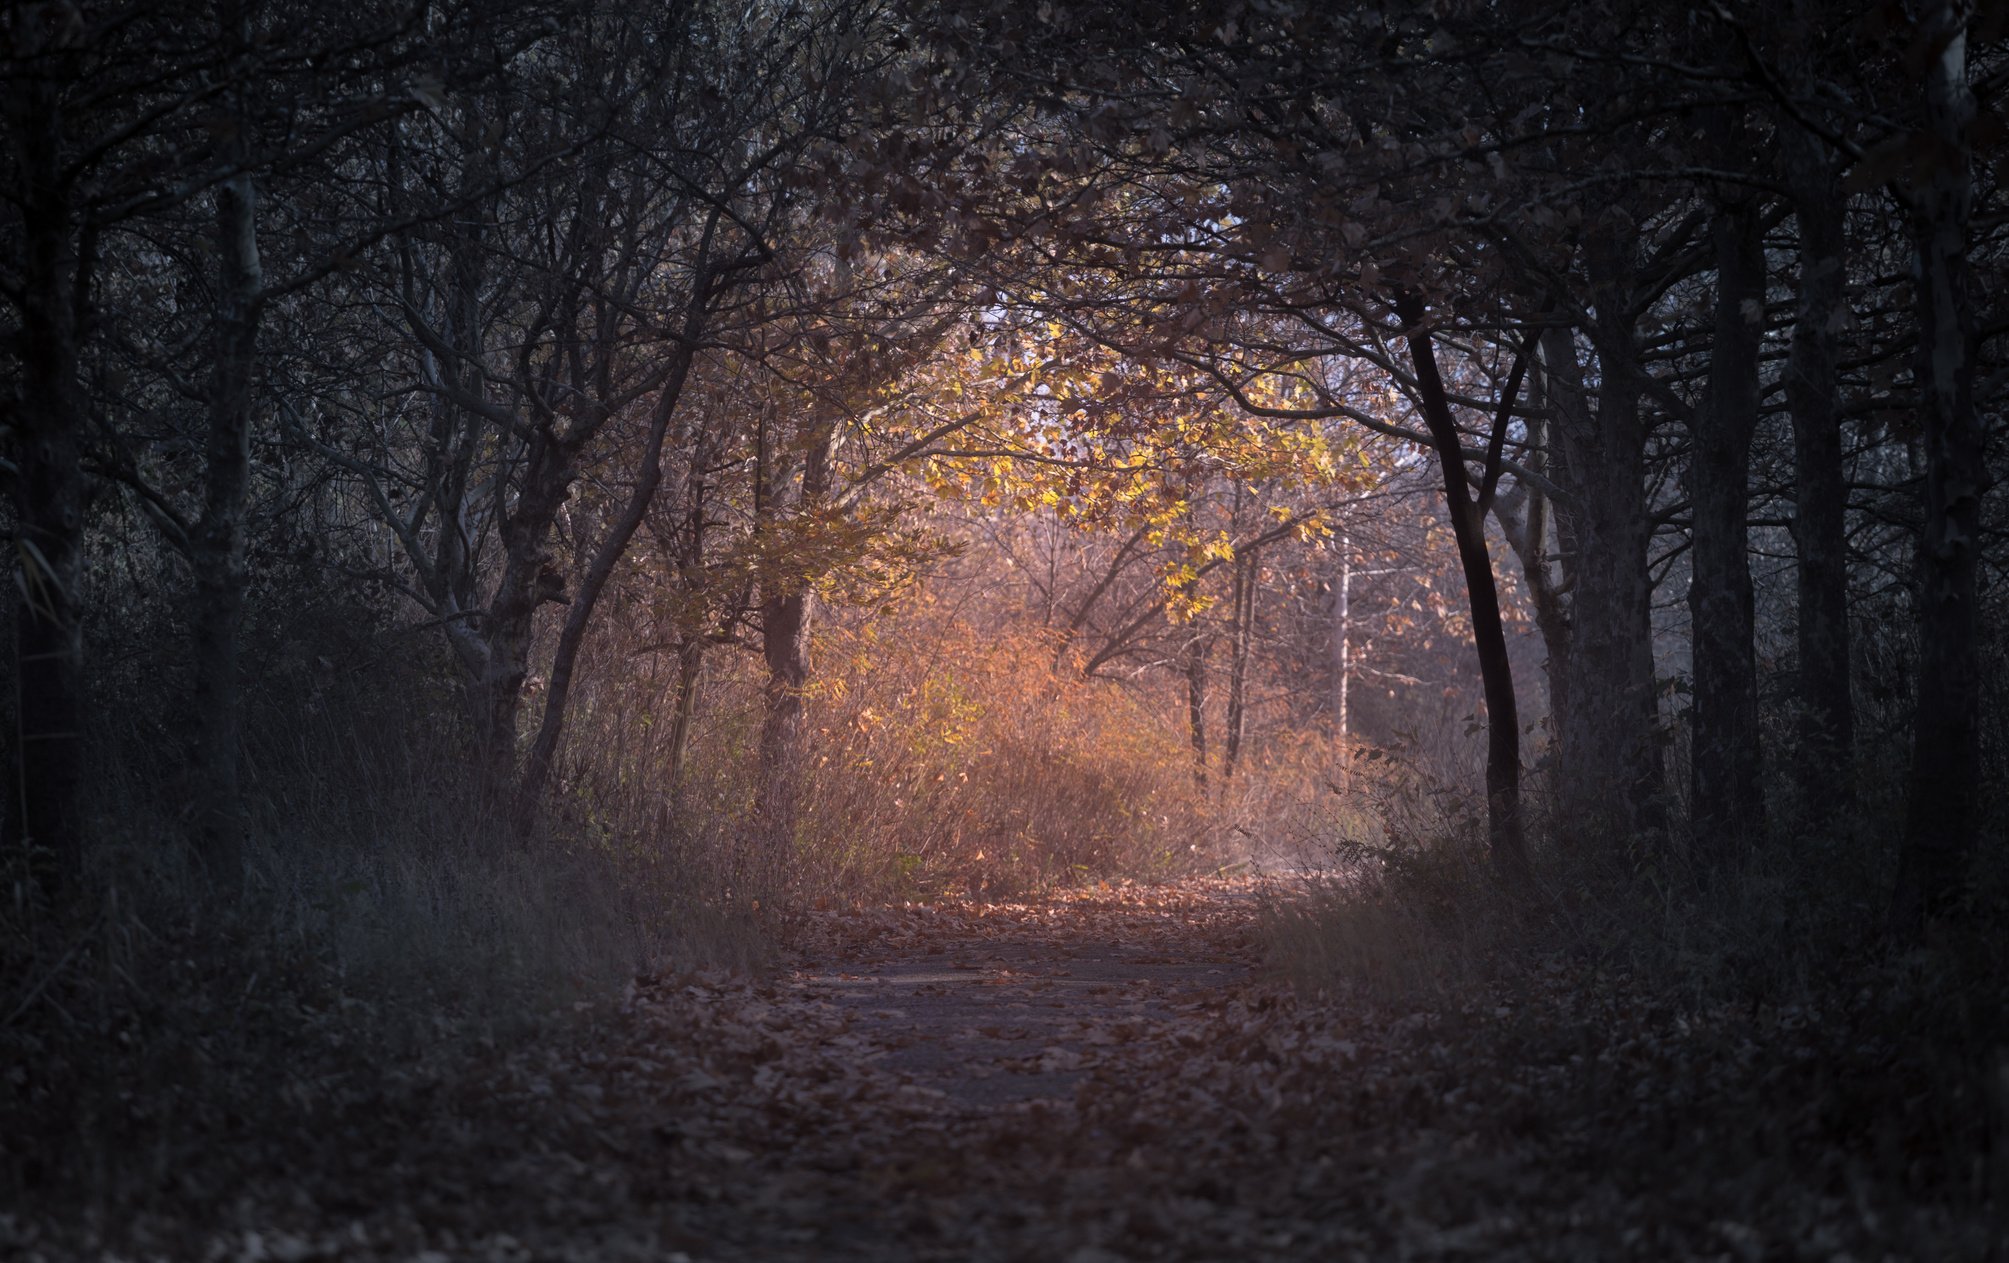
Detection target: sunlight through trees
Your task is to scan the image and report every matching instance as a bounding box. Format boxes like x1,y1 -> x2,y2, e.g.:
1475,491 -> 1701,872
4,0 -> 2005,1253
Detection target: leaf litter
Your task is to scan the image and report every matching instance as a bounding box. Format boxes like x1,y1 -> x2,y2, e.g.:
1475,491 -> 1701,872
7,876 -> 1997,1261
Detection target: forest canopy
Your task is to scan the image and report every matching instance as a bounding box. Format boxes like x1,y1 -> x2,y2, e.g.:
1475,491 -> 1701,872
7,0 -> 1999,914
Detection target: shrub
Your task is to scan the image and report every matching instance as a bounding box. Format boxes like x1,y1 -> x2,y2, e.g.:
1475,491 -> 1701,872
1,597 -> 758,1221
788,615 -> 1220,898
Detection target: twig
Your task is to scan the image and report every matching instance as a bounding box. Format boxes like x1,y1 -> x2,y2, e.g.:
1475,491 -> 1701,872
2,909 -> 106,1030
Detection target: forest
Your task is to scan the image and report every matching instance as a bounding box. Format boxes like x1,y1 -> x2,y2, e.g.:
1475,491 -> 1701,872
3,0 -> 2005,1258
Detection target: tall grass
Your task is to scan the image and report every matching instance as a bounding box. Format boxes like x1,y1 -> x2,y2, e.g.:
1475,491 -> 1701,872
1258,662 -> 2009,1014
793,617 -> 1224,897
1,601 -> 761,1218
556,607 -> 1249,904
1253,746 -> 2009,1244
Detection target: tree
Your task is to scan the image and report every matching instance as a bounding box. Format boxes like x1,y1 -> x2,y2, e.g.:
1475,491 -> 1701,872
1393,292 -> 1534,873
2,0 -> 427,881
291,0 -> 877,826
1889,0 -> 1988,933
2,4 -> 93,880
1774,2 -> 1858,822
1689,142 -> 1768,867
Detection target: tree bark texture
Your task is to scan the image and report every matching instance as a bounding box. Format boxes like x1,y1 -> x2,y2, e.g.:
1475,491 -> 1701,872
7,74 -> 89,884
1892,5 -> 1984,934
1551,260 -> 1666,841
1185,626 -> 1209,791
663,442 -> 722,792
1689,192 -> 1767,865
1505,512 -> 1568,761
189,152 -> 264,887
1330,536 -> 1352,747
755,418 -> 837,857
1222,543 -> 1255,784
421,195 -> 489,652
1491,385 -> 1569,786
758,580 -> 812,832
1782,126 -> 1856,822
665,635 -> 705,788
478,434 -> 575,802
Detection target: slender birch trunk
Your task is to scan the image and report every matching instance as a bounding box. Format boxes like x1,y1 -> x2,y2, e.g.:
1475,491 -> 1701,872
1222,543 -> 1255,784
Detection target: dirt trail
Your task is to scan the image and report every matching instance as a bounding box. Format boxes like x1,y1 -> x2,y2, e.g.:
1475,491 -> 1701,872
494,876 -> 1382,1263
637,878 -> 1312,1261
40,874 -> 1959,1261
790,880 -> 1262,1109
49,878 -> 1368,1263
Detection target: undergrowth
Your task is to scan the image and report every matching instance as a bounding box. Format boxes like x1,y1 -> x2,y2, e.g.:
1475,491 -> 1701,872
1264,757 -> 2008,1011
1259,760 -> 2009,1249
0,605 -> 759,1224
793,618 -> 1220,898
556,608 -> 1283,905
5,594 -> 1328,1222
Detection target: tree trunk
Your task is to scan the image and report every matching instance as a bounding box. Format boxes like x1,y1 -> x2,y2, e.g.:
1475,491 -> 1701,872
1222,543 -> 1255,784
1185,626 -> 1209,791
664,427 -> 721,793
1892,4 -> 1983,935
1689,192 -> 1767,866
189,148 -> 263,887
758,581 -> 813,850
1331,533 -> 1353,741
665,635 -> 704,786
1782,126 -> 1856,824
1552,262 -> 1666,842
517,341 -> 698,823
469,428 -> 581,808
393,118 -> 533,805
1395,292 -> 1527,876
8,79 -> 88,886
1491,403 -> 1569,784
755,417 -> 836,858
423,197 -> 487,630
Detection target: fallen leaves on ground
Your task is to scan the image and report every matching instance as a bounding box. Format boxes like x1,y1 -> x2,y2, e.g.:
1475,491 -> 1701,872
7,877 -> 1997,1261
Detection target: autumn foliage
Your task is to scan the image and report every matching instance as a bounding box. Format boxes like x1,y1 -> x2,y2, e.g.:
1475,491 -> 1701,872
7,0 -> 2009,1254
795,615 -> 1216,896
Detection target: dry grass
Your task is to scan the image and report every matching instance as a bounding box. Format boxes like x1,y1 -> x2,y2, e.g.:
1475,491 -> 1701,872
790,616 -> 1221,898
1,612 -> 765,1217
1252,759 -> 2009,1248
1258,748 -> 2007,1011
1254,752 -> 1507,1000
553,604 -> 1303,907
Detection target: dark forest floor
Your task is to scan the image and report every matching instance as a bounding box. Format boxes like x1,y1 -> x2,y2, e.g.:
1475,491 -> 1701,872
8,877 -> 2001,1261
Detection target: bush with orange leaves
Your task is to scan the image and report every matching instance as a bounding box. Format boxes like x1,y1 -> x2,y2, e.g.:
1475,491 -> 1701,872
789,614 -> 1220,899
556,600 -> 1373,905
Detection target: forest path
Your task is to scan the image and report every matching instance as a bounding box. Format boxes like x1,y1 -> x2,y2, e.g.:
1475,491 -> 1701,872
354,874 -> 1419,1263
785,877 -> 1263,1110
78,877 -> 1977,1261
623,876 -> 1350,1261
